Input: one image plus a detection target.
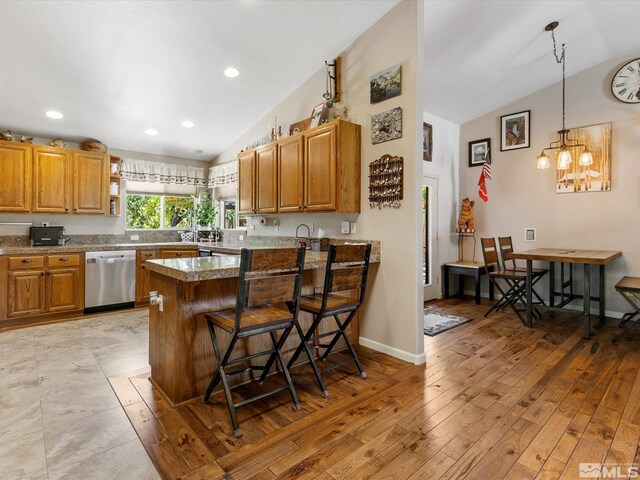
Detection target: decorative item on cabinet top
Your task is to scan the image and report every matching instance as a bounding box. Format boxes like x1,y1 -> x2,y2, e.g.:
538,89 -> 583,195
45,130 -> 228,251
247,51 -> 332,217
368,154 -> 403,209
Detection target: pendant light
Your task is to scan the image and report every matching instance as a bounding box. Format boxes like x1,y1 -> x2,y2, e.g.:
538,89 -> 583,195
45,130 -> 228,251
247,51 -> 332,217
536,21 -> 591,170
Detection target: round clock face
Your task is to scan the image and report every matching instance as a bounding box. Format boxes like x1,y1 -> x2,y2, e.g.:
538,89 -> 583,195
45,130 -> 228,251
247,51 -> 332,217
611,58 -> 640,104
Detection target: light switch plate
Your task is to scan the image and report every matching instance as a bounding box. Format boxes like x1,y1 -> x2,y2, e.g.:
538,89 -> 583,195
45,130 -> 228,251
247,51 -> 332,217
350,222 -> 357,234
341,221 -> 350,234
130,234 -> 140,241
524,228 -> 536,241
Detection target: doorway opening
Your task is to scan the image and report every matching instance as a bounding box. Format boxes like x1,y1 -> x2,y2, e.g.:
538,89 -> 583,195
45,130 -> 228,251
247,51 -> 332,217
423,176 -> 439,301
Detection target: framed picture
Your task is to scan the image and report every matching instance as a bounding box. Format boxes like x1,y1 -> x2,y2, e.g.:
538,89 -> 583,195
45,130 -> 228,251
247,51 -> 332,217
524,228 -> 536,241
370,64 -> 401,104
423,122 -> 432,162
468,138 -> 491,167
556,122 -> 612,194
371,107 -> 402,144
500,110 -> 530,151
309,103 -> 325,128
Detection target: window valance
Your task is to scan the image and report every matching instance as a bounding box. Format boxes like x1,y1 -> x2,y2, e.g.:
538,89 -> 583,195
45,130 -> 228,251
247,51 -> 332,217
121,158 -> 206,187
208,161 -> 238,188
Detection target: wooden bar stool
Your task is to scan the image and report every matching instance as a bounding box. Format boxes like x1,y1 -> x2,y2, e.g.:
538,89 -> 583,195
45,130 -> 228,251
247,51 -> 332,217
612,277 -> 640,342
287,243 -> 372,397
203,247 -> 305,437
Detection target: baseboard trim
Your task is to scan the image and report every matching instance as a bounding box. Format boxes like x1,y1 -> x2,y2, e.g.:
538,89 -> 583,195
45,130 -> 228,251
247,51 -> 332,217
359,336 -> 426,365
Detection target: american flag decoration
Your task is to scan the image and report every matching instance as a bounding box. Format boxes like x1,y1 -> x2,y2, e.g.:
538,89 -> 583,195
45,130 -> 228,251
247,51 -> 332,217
478,149 -> 491,202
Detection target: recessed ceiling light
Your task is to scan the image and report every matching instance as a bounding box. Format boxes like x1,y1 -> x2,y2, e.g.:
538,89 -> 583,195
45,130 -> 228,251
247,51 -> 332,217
224,67 -> 239,78
181,121 -> 194,128
145,128 -> 158,136
45,110 -> 63,119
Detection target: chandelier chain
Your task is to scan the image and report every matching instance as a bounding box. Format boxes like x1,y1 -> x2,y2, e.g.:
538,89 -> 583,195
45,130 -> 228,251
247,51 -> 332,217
550,29 -> 566,132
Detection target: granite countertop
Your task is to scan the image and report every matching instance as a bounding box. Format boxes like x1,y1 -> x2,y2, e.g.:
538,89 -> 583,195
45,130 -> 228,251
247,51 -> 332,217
0,242 -> 233,256
146,250 -> 380,282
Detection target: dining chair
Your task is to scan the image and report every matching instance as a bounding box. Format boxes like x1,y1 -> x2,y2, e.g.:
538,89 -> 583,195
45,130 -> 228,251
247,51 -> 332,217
481,237 -> 531,325
498,236 -> 547,306
203,247 -> 305,437
287,243 -> 371,397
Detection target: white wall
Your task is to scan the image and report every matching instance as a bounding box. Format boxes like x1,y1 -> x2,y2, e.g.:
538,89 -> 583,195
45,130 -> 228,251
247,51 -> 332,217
213,1 -> 425,363
459,54 -> 640,317
422,111 -> 460,293
0,140 -> 209,236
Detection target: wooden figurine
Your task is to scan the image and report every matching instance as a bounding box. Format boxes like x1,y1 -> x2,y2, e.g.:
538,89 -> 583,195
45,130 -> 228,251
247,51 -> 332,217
457,197 -> 475,229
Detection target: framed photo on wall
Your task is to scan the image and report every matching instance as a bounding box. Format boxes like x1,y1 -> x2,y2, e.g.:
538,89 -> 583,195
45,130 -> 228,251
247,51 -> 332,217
423,122 -> 432,162
500,110 -> 530,151
468,138 -> 491,167
370,64 -> 402,104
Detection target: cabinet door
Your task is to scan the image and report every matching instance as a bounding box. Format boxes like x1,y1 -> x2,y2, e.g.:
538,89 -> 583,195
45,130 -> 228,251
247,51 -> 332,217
255,145 -> 278,213
278,136 -> 304,212
73,152 -> 108,214
304,124 -> 336,211
136,250 -> 157,303
0,142 -> 32,212
238,151 -> 255,214
8,271 -> 45,317
32,147 -> 71,213
46,268 -> 82,312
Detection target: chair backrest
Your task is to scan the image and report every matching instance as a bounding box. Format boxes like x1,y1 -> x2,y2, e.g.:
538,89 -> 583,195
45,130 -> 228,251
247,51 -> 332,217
235,248 -> 306,327
481,237 -> 501,272
498,236 -> 517,270
320,243 -> 372,310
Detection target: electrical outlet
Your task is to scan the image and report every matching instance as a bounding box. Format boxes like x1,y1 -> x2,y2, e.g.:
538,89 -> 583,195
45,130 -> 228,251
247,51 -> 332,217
350,222 -> 357,234
309,222 -> 314,234
239,235 -> 244,241
341,221 -> 350,234
273,219 -> 279,231
130,234 -> 140,241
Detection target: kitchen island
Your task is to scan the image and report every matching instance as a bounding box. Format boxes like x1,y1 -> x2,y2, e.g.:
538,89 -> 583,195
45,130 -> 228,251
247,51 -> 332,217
145,250 -> 379,405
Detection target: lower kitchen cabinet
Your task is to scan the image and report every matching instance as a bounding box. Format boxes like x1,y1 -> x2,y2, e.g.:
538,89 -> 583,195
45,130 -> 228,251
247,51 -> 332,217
136,250 -> 157,304
7,270 -> 45,317
46,268 -> 82,312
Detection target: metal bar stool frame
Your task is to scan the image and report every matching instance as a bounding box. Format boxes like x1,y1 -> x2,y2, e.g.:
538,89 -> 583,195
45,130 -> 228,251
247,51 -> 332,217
287,243 -> 372,397
203,247 -> 306,437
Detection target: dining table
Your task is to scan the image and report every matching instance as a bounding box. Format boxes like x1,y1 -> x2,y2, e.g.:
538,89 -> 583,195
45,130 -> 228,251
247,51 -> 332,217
510,248 -> 622,339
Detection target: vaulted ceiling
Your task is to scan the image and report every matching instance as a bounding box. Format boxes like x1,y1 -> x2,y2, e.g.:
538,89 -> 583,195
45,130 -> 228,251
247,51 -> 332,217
0,0 -> 398,160
424,0 -> 640,124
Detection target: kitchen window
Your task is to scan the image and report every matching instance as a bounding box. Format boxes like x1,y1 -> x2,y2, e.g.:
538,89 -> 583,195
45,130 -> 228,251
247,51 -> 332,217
126,194 -> 194,230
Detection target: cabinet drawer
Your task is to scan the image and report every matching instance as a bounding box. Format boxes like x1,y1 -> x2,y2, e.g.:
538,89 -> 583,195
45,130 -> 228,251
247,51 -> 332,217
46,254 -> 81,267
138,250 -> 158,261
8,256 -> 45,270
159,249 -> 197,259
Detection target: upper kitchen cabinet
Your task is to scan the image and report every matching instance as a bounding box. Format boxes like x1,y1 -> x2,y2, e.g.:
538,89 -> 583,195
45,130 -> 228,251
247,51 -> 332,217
73,151 -> 109,214
278,135 -> 304,212
237,119 -> 361,214
238,150 -> 256,214
32,146 -> 71,213
0,142 -> 31,212
255,144 -> 278,213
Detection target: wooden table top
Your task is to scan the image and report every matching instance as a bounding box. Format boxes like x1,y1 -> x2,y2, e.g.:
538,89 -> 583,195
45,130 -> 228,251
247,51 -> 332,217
511,248 -> 622,265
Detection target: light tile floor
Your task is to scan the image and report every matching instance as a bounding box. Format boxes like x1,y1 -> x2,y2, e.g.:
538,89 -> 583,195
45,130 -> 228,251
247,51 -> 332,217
0,309 -> 159,480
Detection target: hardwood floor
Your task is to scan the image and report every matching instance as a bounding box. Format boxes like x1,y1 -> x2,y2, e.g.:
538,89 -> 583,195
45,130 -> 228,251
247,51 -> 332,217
109,297 -> 640,479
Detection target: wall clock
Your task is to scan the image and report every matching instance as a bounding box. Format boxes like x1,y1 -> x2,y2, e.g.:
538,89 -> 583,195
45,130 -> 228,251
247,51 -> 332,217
611,58 -> 640,104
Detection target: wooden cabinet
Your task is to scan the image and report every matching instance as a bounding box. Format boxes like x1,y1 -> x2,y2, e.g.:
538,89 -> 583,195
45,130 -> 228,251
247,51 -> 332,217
304,124 -> 337,211
236,120 -> 361,215
0,142 -> 31,212
136,250 -> 157,304
8,270 -> 45,317
238,150 -> 256,214
73,151 -> 109,214
32,146 -> 71,213
2,253 -> 84,321
158,249 -> 198,259
278,136 -> 304,212
46,268 -> 82,312
255,145 -> 278,213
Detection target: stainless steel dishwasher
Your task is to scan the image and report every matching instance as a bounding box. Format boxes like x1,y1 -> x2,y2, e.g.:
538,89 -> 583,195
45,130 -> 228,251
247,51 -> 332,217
85,250 -> 136,312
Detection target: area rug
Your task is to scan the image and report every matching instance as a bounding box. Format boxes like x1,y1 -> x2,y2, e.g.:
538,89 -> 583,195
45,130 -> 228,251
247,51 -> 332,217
424,307 -> 472,336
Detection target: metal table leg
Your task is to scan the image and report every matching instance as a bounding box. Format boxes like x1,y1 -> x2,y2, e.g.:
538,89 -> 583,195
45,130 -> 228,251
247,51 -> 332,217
583,264 -> 591,339
599,264 -> 606,322
549,262 -> 555,307
526,260 -> 533,327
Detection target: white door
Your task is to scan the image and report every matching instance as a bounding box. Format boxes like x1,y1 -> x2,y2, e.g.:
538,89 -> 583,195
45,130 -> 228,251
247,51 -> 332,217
423,176 -> 439,301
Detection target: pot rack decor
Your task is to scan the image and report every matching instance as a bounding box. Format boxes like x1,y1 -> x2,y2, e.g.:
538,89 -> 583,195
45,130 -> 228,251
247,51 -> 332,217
368,154 -> 403,209
535,21 -> 593,170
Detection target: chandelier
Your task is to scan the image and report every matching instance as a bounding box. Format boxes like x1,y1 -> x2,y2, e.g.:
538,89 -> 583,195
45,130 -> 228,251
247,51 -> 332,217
536,21 -> 592,170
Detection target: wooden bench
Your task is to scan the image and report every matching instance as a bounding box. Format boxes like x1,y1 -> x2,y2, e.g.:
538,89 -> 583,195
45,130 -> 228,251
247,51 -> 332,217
442,261 -> 494,305
613,276 -> 640,342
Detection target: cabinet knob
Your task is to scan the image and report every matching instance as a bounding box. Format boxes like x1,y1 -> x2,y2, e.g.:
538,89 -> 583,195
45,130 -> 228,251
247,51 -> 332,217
74,208 -> 78,212
59,257 -> 69,262
176,252 -> 183,256
21,259 -> 33,264
40,272 -> 44,276
65,208 -> 69,212
144,253 -> 152,257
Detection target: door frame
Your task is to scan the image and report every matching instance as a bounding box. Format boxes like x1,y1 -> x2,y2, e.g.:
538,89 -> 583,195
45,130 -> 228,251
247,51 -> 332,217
423,175 -> 439,301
